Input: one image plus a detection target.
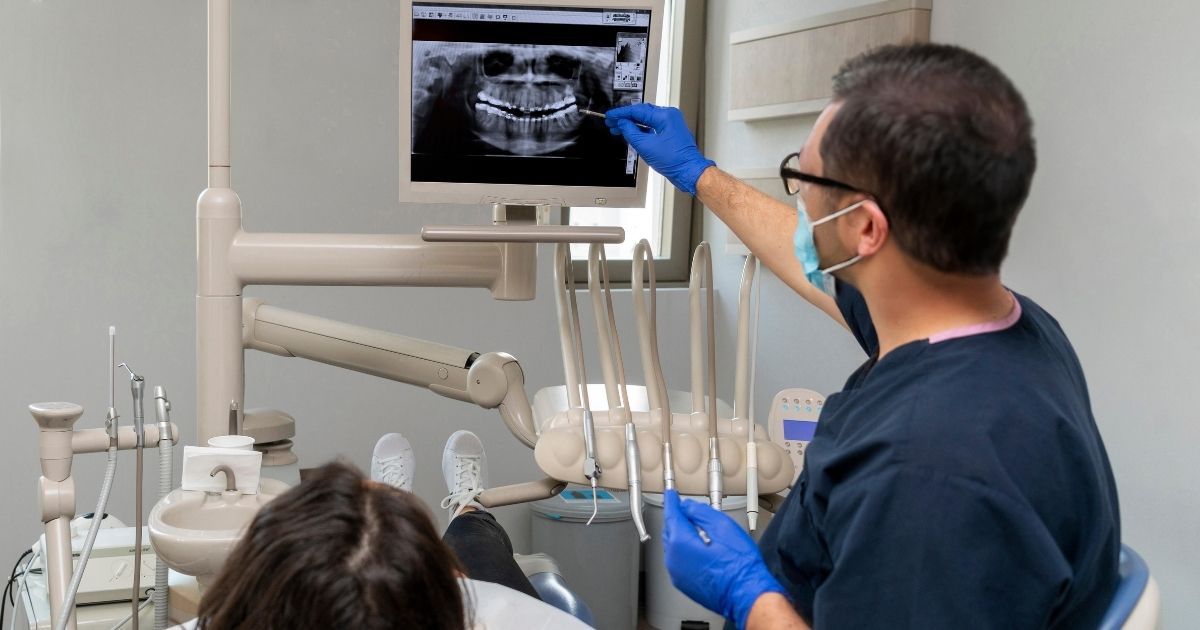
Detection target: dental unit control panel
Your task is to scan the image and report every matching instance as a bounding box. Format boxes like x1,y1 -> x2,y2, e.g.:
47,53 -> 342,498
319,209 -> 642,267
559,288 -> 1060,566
30,527 -> 156,606
767,388 -> 824,473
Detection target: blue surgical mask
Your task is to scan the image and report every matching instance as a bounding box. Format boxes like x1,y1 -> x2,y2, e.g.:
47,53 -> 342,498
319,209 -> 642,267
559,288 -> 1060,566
793,196 -> 868,289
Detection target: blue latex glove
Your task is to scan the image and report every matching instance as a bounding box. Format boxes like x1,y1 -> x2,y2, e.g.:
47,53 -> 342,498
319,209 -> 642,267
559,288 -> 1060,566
605,104 -> 715,195
662,490 -> 787,629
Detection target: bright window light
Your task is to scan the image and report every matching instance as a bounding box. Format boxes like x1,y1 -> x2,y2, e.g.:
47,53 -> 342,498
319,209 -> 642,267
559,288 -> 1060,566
570,0 -> 676,262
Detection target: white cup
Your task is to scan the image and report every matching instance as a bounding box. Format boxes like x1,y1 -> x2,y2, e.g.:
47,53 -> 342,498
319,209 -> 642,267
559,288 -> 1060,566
208,435 -> 256,451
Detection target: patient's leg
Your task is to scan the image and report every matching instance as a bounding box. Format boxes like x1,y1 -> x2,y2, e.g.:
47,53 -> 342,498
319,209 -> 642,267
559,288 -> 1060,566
443,507 -> 542,600
439,430 -> 542,599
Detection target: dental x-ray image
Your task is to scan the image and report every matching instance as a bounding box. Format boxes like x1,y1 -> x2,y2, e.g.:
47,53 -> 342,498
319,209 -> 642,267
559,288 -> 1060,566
410,41 -> 640,187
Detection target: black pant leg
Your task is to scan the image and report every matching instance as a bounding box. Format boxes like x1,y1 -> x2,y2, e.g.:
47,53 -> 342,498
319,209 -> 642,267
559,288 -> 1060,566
443,511 -> 541,600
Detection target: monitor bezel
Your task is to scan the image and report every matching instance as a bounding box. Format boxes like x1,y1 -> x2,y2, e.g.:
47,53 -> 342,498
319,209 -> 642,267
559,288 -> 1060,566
399,0 -> 665,208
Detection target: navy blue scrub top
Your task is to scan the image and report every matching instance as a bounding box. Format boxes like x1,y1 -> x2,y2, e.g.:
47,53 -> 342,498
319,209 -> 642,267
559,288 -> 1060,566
757,283 -> 1120,629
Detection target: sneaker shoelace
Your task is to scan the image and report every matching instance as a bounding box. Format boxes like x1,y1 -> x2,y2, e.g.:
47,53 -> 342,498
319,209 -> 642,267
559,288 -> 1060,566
377,456 -> 412,490
440,455 -> 484,518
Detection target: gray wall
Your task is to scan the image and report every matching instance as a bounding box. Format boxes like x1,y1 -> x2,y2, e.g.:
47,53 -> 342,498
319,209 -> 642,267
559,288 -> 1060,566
0,0 -> 699,561
704,1 -> 1200,627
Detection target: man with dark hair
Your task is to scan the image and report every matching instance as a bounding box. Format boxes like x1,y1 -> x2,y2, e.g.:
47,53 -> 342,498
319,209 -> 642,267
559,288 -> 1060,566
607,43 -> 1119,629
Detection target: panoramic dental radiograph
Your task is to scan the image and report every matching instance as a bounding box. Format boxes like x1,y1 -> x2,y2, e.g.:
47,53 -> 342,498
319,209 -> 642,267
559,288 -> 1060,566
412,42 -> 629,160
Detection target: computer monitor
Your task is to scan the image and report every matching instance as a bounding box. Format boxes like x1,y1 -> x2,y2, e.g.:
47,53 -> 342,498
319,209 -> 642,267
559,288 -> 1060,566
399,0 -> 665,208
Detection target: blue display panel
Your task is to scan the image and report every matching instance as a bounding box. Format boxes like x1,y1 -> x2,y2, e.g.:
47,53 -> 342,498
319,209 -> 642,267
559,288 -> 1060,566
560,488 -> 617,503
783,419 -> 818,441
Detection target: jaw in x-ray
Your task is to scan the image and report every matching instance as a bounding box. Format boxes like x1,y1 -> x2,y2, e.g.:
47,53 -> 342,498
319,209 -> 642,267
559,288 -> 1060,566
413,42 -> 615,156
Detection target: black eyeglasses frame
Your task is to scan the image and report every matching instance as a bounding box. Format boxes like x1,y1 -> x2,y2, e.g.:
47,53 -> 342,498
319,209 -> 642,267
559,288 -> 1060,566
778,151 -> 863,196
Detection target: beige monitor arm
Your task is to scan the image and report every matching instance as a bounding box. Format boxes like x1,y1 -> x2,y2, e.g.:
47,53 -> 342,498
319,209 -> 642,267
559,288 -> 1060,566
242,299 -> 538,448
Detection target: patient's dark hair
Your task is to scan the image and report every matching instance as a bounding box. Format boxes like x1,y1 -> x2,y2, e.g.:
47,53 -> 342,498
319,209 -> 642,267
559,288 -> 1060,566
197,460 -> 469,630
822,43 -> 1036,274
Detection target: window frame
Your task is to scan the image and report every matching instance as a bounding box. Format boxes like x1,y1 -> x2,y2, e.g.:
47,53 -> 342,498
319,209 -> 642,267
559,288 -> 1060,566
564,0 -> 706,284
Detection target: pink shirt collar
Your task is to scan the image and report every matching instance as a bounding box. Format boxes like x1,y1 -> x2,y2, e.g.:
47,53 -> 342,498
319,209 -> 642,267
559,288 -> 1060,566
927,293 -> 1022,345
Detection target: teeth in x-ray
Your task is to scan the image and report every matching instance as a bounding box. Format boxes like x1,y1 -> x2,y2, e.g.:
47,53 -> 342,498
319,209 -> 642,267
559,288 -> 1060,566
475,102 -> 578,122
476,91 -> 576,116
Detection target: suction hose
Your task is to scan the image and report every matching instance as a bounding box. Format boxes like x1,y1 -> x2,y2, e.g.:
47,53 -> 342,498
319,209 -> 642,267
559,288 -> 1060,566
153,387 -> 173,629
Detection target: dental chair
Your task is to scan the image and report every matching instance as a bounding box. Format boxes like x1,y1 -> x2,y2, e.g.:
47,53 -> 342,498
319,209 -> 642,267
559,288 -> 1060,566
520,544 -> 1162,630
515,553 -> 597,626
1098,545 -> 1161,630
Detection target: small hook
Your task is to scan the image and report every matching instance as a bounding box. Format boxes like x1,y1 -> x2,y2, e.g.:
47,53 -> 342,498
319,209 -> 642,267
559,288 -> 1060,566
117,363 -> 143,381
586,481 -> 599,527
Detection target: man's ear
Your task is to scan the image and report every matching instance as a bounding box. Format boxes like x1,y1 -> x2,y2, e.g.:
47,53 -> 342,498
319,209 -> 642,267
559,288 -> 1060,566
855,200 -> 889,256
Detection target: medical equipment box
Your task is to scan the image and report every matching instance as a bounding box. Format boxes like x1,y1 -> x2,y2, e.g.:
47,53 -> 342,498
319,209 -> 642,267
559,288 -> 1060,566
531,486 -> 639,630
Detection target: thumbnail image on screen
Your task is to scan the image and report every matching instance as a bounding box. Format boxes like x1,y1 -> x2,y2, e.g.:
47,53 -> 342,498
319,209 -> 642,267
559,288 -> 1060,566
410,3 -> 652,188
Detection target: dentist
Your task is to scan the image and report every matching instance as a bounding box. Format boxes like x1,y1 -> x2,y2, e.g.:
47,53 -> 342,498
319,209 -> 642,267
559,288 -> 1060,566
606,44 -> 1120,629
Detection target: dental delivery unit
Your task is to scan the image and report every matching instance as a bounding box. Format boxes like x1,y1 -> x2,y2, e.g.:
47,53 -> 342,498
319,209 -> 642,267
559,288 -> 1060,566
16,2 -> 819,628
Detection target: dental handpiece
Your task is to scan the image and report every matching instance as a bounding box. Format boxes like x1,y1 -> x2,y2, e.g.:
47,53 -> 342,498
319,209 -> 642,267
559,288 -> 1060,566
746,441 -> 760,532
662,442 -> 676,491
119,363 -> 146,447
708,436 -> 724,509
625,424 -> 650,542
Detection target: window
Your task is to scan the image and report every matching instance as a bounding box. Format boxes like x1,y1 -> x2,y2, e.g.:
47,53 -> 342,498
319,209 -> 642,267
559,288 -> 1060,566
566,0 -> 705,282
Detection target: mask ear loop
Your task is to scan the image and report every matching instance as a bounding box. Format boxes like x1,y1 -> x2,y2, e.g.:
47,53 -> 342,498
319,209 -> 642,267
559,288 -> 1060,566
810,198 -> 867,228
814,199 -> 870,277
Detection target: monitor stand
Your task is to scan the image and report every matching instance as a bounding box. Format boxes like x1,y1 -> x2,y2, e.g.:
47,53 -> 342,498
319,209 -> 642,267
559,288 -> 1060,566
421,203 -> 625,245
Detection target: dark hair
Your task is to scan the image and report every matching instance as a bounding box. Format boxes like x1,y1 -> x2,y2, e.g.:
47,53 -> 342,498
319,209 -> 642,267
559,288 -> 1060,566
822,43 -> 1036,274
197,461 -> 469,630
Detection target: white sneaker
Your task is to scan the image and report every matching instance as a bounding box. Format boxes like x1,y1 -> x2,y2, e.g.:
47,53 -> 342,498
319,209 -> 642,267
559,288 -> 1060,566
439,430 -> 488,519
371,433 -> 415,492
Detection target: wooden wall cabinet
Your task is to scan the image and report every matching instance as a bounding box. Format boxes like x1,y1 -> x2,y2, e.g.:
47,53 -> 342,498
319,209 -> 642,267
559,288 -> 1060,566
729,0 -> 932,122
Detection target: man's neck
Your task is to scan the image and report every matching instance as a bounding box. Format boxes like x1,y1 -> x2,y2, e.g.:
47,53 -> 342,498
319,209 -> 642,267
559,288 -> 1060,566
856,263 -> 1014,359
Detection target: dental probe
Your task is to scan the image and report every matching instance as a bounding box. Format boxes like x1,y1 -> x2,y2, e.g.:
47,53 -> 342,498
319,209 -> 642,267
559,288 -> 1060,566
579,108 -> 654,131
572,316 -> 601,525
582,408 -> 601,526
558,245 -> 603,525
553,244 -> 603,525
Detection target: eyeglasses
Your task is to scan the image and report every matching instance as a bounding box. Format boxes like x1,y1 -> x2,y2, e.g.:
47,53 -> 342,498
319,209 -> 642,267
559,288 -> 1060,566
779,151 -> 862,196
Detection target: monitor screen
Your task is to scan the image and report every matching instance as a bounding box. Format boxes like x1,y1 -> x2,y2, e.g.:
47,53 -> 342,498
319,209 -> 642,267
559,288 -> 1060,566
402,1 -> 659,205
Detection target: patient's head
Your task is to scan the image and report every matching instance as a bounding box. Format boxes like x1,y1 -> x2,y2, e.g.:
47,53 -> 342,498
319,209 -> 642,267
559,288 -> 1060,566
197,461 -> 468,630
